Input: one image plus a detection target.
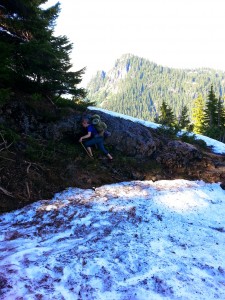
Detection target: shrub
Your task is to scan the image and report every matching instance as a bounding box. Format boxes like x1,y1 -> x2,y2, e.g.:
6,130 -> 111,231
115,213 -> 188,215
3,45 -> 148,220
53,97 -> 95,111
155,125 -> 179,139
0,125 -> 21,144
179,132 -> 207,149
0,89 -> 11,107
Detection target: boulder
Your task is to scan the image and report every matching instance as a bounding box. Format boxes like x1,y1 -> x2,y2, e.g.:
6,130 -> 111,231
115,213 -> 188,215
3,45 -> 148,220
87,109 -> 157,157
156,140 -> 203,169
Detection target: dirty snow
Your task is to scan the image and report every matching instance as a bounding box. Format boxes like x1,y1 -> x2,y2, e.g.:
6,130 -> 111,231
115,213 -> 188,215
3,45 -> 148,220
1,180 -> 225,299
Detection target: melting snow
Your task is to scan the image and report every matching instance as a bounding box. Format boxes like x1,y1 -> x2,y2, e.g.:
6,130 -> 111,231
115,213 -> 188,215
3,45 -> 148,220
1,179 -> 225,299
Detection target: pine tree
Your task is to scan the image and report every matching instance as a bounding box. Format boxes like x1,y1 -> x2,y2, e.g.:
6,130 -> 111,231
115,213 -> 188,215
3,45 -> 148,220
192,94 -> 205,134
202,85 -> 218,130
178,105 -> 190,130
217,96 -> 225,142
155,100 -> 176,126
199,85 -> 225,141
217,97 -> 225,126
0,0 -> 86,98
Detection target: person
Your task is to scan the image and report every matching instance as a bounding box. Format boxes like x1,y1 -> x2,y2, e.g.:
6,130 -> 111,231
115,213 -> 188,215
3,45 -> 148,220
79,117 -> 113,160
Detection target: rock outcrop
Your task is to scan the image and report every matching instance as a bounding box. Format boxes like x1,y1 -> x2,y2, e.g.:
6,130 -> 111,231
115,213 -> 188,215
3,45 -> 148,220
86,110 -> 157,158
86,109 -> 203,167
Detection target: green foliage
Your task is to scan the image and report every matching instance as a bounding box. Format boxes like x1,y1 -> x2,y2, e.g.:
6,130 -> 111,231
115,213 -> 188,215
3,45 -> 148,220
198,86 -> 225,141
88,56 -> 225,143
87,54 -> 225,122
0,41 -> 13,87
0,89 -> 11,107
155,100 -> 176,127
204,126 -> 225,143
0,0 -> 86,99
192,94 -> 205,134
53,97 -> 95,111
0,125 -> 21,143
179,132 -> 207,149
217,97 -> 225,129
30,93 -> 43,102
202,85 -> 218,130
25,136 -> 80,162
178,105 -> 191,130
155,125 -> 180,139
158,85 -> 225,144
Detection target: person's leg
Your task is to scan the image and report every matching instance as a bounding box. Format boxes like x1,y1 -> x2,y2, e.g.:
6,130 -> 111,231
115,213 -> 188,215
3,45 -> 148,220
97,138 -> 113,160
86,147 -> 93,157
84,137 -> 98,148
83,139 -> 96,157
106,153 -> 113,160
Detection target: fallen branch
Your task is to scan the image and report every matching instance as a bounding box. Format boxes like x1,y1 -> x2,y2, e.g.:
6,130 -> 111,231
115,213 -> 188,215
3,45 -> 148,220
0,142 -> 13,152
26,162 -> 32,174
25,182 -> 30,199
0,132 -> 6,144
46,95 -> 57,108
0,155 -> 16,162
0,186 -> 14,198
24,160 -> 45,171
0,132 -> 14,152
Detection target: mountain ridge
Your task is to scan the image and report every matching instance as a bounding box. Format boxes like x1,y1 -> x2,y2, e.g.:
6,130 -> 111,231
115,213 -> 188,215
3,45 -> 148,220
87,54 -> 225,121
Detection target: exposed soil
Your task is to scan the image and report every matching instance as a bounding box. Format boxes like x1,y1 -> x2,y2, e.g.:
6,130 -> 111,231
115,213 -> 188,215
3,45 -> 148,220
1,138 -> 225,214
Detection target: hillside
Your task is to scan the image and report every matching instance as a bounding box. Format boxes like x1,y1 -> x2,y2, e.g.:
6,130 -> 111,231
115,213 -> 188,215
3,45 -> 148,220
87,54 -> 225,121
1,95 -> 225,214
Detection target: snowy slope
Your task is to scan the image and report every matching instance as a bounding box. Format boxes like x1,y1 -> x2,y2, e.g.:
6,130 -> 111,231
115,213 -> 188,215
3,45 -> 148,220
1,179 -> 225,299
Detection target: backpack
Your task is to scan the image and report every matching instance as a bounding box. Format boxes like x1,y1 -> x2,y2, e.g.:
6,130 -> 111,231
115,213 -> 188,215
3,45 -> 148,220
91,114 -> 111,138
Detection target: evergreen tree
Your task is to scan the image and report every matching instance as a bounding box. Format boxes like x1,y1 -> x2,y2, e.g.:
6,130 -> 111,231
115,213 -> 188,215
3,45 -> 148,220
155,100 -> 176,126
200,85 -> 225,141
192,94 -> 205,134
217,97 -> 225,127
216,96 -> 225,142
0,0 -> 86,98
178,105 -> 190,130
202,85 -> 218,131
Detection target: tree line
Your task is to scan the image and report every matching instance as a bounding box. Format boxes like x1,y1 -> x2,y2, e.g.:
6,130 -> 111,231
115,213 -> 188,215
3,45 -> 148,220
155,85 -> 225,142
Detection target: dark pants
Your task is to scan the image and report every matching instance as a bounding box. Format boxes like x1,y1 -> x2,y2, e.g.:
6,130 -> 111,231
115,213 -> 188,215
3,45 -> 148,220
84,136 -> 108,155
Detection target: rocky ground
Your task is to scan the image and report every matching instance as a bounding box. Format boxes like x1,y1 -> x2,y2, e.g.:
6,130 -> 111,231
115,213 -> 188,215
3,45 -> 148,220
1,99 -> 225,213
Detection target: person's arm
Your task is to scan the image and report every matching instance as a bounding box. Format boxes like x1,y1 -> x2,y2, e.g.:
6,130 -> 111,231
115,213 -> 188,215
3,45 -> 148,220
79,131 -> 91,142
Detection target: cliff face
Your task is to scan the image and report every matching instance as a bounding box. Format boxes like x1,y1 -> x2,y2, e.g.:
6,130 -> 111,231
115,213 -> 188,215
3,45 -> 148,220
1,101 -> 225,213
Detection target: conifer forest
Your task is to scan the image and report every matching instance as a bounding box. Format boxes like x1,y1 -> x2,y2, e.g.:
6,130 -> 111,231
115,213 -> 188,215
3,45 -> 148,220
87,54 -> 225,141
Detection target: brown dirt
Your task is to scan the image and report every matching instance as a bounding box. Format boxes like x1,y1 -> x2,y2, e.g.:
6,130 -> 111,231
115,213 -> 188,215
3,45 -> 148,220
1,139 -> 225,214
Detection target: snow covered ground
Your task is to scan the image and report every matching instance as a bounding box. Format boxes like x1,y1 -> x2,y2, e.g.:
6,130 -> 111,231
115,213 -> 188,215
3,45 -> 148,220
1,108 -> 225,299
1,180 -> 225,299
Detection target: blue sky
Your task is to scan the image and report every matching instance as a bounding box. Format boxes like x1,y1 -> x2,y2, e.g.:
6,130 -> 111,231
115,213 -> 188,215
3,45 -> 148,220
45,0 -> 225,85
